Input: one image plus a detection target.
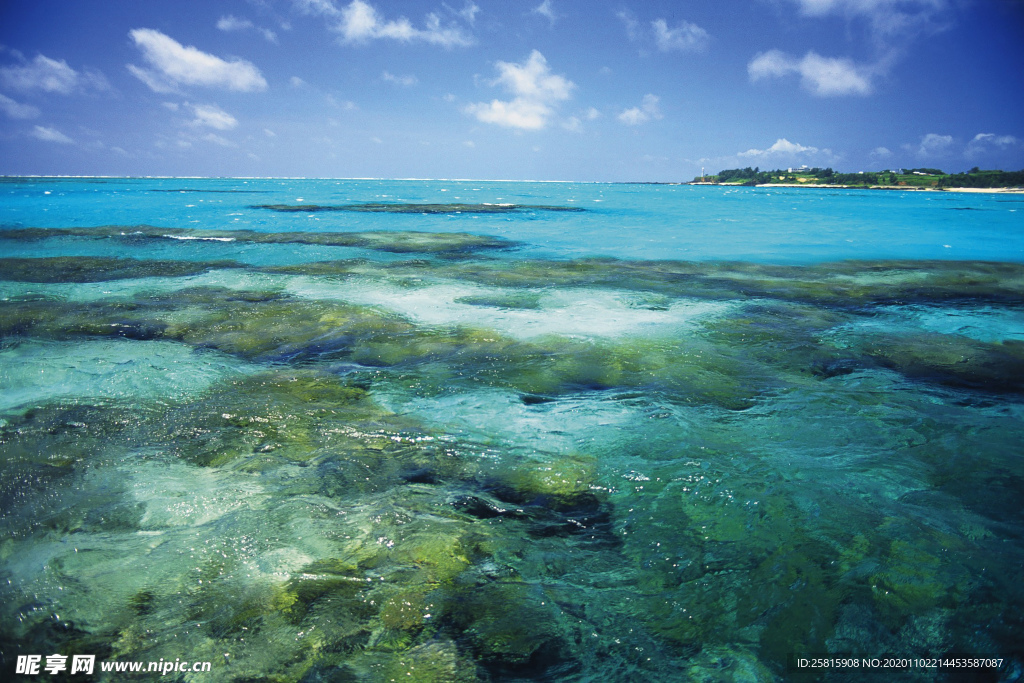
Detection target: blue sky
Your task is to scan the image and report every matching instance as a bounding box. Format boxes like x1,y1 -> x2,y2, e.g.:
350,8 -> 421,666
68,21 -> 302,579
1,0 -> 1022,180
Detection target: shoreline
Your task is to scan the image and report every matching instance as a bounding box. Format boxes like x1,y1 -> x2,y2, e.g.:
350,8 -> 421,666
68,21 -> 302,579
690,181 -> 1024,194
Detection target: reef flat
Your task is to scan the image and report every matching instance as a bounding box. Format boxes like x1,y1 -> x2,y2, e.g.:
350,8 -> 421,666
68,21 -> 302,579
2,178 -> 1024,682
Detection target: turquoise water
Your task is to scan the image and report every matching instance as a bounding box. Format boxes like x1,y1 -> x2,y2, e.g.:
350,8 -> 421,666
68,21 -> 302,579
2,177 -> 1024,681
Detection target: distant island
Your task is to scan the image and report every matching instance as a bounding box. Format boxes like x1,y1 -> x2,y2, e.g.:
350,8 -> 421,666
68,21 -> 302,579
691,166 -> 1024,192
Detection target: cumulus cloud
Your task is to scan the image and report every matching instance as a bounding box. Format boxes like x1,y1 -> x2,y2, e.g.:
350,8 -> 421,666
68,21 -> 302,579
870,146 -> 892,158
738,138 -> 822,158
916,132 -> 952,157
382,71 -> 417,86
299,0 -> 473,47
652,19 -> 709,52
216,15 -> 278,43
189,103 -> 238,130
464,50 -> 574,130
532,0 -> 557,26
0,93 -> 39,119
749,50 -> 873,96
128,28 -> 268,93
0,54 -> 109,94
618,94 -> 662,125
31,125 -> 73,144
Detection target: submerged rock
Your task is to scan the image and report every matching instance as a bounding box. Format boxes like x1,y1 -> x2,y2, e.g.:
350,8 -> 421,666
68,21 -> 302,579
1,225 -> 520,254
252,202 -> 584,214
857,332 -> 1024,392
0,256 -> 242,283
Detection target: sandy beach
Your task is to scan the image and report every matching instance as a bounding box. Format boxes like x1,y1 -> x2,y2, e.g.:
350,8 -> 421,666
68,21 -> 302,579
749,183 -> 1024,193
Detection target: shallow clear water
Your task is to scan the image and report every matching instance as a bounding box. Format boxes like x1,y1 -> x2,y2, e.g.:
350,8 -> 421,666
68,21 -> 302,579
2,177 -> 1023,682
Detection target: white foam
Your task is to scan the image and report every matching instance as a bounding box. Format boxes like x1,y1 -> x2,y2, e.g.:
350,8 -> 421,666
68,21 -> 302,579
284,275 -> 737,340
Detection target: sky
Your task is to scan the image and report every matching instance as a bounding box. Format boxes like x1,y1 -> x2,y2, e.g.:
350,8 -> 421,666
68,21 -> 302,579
0,0 -> 1022,181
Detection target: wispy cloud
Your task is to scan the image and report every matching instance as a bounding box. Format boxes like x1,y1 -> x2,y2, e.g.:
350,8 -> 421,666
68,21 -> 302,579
444,1 -> 480,25
965,133 -> 1020,158
619,11 -> 710,54
297,0 -> 473,48
784,0 -> 951,39
618,94 -> 662,125
0,93 -> 39,119
652,19 -> 709,52
617,10 -> 641,42
531,0 -> 557,27
464,50 -> 574,130
0,54 -> 109,94
748,50 -> 874,96
188,103 -> 238,130
216,15 -> 278,43
382,71 -> 418,86
870,146 -> 892,159
31,125 -> 74,144
127,28 -> 268,93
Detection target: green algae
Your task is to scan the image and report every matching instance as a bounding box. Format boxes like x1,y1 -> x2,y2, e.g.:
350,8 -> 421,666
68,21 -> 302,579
0,256 -> 242,283
282,256 -> 1024,309
454,291 -> 543,310
161,369 -> 406,469
2,225 -> 519,254
853,331 -> 1024,392
4,240 -> 1024,681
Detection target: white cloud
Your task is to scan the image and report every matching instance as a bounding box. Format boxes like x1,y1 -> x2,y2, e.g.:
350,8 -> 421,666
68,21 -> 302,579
619,12 -> 709,53
0,54 -> 108,94
618,94 -> 662,125
965,132 -> 1019,157
289,76 -> 307,88
584,107 -> 601,120
749,50 -> 872,96
916,132 -> 952,157
303,0 -> 473,47
532,0 -> 557,26
785,0 -> 950,37
31,125 -> 73,144
738,138 -> 822,157
870,146 -> 892,158
203,133 -> 236,147
128,28 -> 268,93
0,93 -> 39,119
217,15 -> 253,31
189,103 -> 238,130
217,15 -> 278,43
326,95 -> 357,110
562,116 -> 582,132
464,50 -> 574,130
382,71 -> 417,86
617,11 -> 641,42
445,1 -> 480,25
652,19 -> 709,52
264,128 -> 277,137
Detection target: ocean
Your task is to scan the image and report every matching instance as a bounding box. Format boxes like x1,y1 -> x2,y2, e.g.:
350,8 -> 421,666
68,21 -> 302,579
2,176 -> 1023,681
